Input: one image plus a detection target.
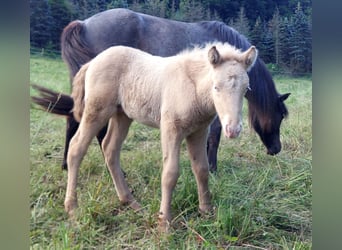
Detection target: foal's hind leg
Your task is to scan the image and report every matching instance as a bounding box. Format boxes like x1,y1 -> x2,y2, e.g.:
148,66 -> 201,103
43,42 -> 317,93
64,118 -> 107,216
186,128 -> 212,213
101,112 -> 140,210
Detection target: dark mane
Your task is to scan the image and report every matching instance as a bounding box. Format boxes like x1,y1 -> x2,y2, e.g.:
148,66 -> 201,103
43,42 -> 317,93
199,21 -> 251,50
248,60 -> 281,128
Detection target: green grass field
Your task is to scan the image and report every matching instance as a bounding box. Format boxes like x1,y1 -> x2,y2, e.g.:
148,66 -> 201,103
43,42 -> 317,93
30,56 -> 312,249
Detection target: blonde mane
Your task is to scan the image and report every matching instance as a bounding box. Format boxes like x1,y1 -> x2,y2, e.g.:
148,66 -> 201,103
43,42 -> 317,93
177,42 -> 245,62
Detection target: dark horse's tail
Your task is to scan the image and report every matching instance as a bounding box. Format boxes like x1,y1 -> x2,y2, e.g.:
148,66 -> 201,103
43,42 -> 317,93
31,85 -> 74,117
61,20 -> 95,79
31,62 -> 90,119
31,20 -> 95,119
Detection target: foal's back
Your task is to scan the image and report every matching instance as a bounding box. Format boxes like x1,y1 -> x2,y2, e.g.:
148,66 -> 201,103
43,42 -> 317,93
85,46 -> 168,127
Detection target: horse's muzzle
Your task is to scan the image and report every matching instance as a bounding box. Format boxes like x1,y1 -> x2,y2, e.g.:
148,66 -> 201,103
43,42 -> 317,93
267,145 -> 281,155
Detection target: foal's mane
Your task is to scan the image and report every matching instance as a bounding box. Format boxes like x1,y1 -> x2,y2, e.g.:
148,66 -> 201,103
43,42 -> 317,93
199,21 -> 286,126
178,42 -> 244,61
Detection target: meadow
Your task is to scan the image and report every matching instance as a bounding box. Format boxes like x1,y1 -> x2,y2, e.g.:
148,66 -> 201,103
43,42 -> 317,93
30,55 -> 312,249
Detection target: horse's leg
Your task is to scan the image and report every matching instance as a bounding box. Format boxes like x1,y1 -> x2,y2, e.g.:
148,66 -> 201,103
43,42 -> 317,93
96,124 -> 108,146
159,122 -> 182,232
187,128 -> 212,213
62,116 -> 79,170
101,113 -> 139,210
207,117 -> 222,173
64,118 -> 105,216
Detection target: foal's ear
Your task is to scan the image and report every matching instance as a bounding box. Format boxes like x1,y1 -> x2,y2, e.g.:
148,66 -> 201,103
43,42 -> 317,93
208,46 -> 221,66
242,46 -> 258,71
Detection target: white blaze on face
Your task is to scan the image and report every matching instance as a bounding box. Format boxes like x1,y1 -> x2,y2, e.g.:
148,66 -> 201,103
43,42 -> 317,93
216,90 -> 244,139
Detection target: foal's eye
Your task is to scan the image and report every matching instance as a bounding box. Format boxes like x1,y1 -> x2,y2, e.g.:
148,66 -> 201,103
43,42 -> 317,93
227,76 -> 235,81
214,86 -> 220,91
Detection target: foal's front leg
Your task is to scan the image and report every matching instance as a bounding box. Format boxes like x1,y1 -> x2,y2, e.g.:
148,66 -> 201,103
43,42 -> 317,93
186,128 -> 212,213
159,123 -> 182,232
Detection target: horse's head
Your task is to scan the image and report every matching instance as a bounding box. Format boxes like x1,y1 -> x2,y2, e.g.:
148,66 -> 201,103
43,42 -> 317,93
209,45 -> 257,139
250,92 -> 290,155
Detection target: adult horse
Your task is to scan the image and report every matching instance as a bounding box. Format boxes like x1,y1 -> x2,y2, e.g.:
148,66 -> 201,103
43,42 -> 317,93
65,43 -> 258,232
32,8 -> 290,172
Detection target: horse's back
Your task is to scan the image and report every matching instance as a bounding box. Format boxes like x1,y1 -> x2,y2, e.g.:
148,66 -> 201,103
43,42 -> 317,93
83,9 -> 143,54
81,8 -> 216,56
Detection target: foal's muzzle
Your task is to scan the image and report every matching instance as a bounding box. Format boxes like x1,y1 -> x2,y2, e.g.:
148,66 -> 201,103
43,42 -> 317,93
224,123 -> 242,139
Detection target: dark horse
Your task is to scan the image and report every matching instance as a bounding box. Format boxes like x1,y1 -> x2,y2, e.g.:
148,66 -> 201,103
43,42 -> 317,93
32,8 -> 290,172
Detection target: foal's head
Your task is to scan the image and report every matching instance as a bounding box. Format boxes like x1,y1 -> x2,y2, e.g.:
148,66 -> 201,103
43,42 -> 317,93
209,44 -> 257,138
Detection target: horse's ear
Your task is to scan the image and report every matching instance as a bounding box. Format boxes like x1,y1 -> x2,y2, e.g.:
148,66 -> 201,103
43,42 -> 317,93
279,93 -> 291,102
208,46 -> 221,66
243,46 -> 258,71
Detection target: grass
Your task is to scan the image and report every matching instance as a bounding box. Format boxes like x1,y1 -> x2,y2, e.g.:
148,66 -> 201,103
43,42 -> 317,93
30,56 -> 312,249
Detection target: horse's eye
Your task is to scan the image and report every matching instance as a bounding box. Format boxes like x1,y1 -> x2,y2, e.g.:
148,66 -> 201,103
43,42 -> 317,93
214,86 -> 220,91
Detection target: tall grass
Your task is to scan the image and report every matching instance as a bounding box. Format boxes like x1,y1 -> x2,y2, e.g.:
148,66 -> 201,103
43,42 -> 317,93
30,56 -> 311,249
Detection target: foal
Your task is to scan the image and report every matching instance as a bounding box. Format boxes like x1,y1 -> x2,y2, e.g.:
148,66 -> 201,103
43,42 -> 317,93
65,43 -> 257,232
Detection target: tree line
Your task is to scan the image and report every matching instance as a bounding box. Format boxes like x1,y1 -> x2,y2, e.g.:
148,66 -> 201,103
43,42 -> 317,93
30,0 -> 312,74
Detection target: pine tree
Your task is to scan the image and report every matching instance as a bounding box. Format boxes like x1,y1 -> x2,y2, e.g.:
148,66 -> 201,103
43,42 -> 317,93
142,0 -> 168,18
228,7 -> 250,39
250,16 -> 265,55
173,0 -> 206,22
262,26 -> 275,63
279,16 -> 292,70
30,0 -> 53,48
49,0 -> 73,50
269,8 -> 281,65
288,2 -> 311,73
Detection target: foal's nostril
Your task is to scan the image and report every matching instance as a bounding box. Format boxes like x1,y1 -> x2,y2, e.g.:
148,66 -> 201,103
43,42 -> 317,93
225,124 -> 241,138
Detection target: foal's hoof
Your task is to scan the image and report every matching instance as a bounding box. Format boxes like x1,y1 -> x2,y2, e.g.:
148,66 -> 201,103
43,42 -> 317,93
64,199 -> 78,217
158,212 -> 171,233
199,204 -> 216,218
120,199 -> 142,212
129,200 -> 142,211
158,218 -> 171,233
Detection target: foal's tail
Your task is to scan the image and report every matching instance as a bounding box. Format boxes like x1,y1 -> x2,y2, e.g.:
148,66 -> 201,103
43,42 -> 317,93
61,20 -> 95,79
31,84 -> 74,117
71,63 -> 90,122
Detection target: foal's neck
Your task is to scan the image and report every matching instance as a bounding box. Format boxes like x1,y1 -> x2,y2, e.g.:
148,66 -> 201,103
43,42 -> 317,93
184,59 -> 216,116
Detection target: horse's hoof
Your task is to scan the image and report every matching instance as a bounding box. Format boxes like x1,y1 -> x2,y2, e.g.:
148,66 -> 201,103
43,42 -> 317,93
62,160 -> 68,171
